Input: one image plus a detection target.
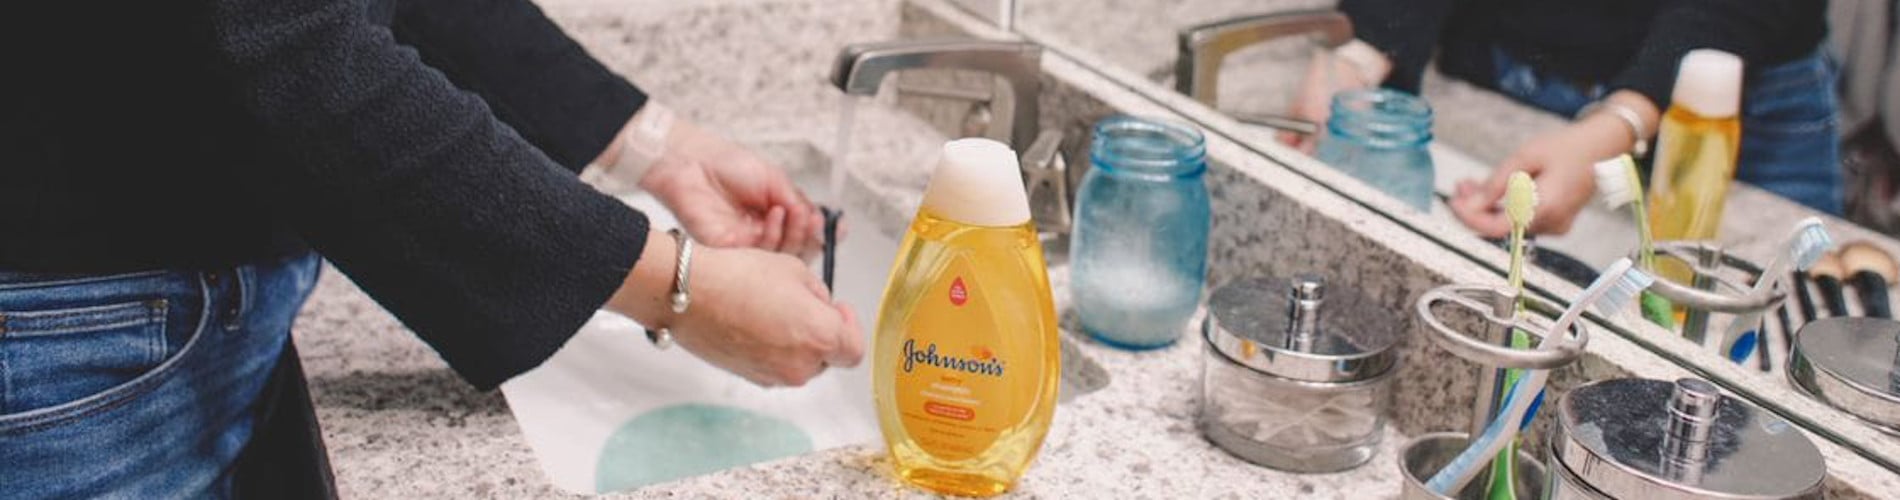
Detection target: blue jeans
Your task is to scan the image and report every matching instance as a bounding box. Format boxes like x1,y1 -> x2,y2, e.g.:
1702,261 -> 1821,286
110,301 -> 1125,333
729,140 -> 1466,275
0,252 -> 321,499
1491,47 -> 1844,215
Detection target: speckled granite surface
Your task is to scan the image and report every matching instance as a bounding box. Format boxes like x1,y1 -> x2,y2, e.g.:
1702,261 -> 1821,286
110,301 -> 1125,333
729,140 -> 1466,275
296,0 -> 1898,497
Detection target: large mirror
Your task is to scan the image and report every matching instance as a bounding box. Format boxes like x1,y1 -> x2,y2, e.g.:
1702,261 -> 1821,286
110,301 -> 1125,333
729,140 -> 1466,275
1014,0 -> 1900,474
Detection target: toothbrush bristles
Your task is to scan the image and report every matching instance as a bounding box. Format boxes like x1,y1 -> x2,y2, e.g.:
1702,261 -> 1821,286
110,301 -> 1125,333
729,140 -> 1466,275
1593,268 -> 1655,317
1789,221 -> 1834,271
1592,158 -> 1637,209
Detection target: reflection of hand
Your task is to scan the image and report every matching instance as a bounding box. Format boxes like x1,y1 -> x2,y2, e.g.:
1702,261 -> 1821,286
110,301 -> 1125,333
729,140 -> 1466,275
611,238 -> 863,387
638,118 -> 824,259
1283,41 -> 1387,152
1449,117 -> 1629,237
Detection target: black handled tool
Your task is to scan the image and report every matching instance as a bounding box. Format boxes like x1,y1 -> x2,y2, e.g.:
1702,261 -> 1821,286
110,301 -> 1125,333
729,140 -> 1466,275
821,206 -> 842,293
1842,242 -> 1896,319
1811,252 -> 1850,317
1792,271 -> 1818,323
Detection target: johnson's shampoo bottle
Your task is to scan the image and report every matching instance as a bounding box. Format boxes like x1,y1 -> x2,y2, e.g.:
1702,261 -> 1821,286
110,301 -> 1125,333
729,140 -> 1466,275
872,138 -> 1061,497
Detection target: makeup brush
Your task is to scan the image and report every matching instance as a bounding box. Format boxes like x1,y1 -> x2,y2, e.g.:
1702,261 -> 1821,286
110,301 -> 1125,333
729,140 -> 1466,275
1792,270 -> 1818,323
1841,241 -> 1898,319
1810,252 -> 1850,317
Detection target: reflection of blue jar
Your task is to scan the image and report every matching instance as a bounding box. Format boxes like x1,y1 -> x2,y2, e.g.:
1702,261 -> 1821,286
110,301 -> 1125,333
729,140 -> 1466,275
1070,115 -> 1210,350
1316,89 -> 1435,211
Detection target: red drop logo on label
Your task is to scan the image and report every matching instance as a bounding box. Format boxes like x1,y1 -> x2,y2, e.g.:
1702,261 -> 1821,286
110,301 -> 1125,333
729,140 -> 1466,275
949,277 -> 969,306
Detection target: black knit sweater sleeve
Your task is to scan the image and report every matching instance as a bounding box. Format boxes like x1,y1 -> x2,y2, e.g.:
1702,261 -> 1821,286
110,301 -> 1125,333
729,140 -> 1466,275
391,0 -> 646,172
208,0 -> 647,389
1338,0 -> 1459,93
1608,0 -> 1828,110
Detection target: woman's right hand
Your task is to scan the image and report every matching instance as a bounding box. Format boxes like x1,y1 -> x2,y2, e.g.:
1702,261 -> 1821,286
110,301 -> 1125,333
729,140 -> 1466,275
607,232 -> 863,387
668,246 -> 863,387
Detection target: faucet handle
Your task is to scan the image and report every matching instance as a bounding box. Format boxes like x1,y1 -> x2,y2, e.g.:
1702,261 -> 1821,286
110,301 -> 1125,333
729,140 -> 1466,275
1020,129 -> 1071,234
1175,10 -> 1353,107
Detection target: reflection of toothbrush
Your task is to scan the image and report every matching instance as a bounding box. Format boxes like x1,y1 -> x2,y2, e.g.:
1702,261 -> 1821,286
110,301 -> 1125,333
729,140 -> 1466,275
1428,259 -> 1655,495
1593,155 -> 1676,329
1490,173 -> 1536,500
1718,218 -> 1832,362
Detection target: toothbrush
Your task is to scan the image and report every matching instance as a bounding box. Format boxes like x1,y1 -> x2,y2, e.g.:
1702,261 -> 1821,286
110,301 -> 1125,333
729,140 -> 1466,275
1592,155 -> 1676,329
1427,259 -> 1655,495
1505,172 -> 1535,309
1717,218 -> 1833,362
1490,172 -> 1537,500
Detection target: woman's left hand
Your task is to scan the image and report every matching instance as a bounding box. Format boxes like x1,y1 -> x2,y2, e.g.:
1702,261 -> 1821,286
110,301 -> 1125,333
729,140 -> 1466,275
639,119 -> 825,258
1449,114 -> 1631,237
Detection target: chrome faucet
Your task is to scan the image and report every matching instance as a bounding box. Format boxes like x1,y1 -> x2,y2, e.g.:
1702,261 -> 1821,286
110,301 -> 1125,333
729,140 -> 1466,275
831,38 -> 1074,234
1174,10 -> 1352,135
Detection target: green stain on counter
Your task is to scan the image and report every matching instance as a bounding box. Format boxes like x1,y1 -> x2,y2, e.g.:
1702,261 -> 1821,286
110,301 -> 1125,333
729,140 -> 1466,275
594,403 -> 814,492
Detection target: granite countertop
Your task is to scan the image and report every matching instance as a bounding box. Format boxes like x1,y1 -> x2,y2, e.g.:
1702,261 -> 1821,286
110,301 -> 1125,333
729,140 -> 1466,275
297,0 -> 1900,497
300,0 -> 1426,497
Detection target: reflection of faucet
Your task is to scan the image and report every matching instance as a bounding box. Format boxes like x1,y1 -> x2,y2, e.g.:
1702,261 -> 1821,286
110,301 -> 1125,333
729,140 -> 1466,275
1174,10 -> 1352,135
831,39 -> 1074,234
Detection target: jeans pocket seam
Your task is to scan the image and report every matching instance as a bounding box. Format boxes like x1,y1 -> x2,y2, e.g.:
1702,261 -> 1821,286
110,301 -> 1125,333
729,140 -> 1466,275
0,285 -> 208,435
0,270 -> 169,291
5,318 -> 160,339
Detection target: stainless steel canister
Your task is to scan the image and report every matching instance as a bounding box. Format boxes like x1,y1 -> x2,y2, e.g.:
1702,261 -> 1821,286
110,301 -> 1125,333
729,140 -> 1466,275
1199,275 -> 1401,472
1548,378 -> 1825,499
1789,317 -> 1900,434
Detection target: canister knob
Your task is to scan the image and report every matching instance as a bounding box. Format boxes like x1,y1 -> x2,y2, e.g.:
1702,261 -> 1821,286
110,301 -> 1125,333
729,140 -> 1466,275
1205,275 -> 1399,382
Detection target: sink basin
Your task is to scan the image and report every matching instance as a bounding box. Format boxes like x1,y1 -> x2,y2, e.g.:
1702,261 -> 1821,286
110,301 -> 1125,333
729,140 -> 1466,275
498,140 -> 1107,494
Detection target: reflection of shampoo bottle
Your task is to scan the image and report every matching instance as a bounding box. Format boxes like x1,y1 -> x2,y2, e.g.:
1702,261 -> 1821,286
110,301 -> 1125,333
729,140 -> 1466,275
1649,49 -> 1743,284
872,138 -> 1060,497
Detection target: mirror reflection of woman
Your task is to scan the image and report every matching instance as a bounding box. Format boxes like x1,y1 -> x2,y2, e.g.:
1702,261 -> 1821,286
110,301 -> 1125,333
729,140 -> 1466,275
1291,0 -> 1837,236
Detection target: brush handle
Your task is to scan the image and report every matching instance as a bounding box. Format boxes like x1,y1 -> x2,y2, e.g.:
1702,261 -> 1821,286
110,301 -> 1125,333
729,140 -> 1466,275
1816,275 -> 1849,317
1792,271 -> 1818,322
1771,304 -> 1795,372
1851,271 -> 1892,319
820,207 -> 842,292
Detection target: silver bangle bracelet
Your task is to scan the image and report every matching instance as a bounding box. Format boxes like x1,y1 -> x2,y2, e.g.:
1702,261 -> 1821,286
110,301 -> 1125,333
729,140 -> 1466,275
668,228 -> 693,314
1579,101 -> 1650,158
644,228 -> 693,350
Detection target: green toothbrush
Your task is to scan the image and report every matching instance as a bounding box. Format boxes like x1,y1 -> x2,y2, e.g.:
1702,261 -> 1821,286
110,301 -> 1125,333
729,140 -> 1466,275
1592,155 -> 1676,329
1491,172 -> 1538,500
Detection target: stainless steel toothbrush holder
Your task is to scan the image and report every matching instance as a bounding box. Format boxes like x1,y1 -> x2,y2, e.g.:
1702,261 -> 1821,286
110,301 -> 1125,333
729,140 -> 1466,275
1645,241 -> 1781,345
1400,283 -> 1586,499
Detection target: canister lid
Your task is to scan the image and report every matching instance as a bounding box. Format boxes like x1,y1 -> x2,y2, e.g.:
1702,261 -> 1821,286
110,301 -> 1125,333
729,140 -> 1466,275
1789,317 -> 1900,432
1553,378 -> 1825,500
1203,275 -> 1400,382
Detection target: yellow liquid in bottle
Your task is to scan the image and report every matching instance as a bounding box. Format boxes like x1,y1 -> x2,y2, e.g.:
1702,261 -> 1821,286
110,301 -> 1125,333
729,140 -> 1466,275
1647,105 -> 1741,285
872,208 -> 1060,497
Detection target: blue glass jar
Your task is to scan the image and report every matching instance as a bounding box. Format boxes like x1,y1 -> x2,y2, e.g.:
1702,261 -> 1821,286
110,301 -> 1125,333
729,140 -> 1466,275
1315,89 -> 1435,211
1070,115 -> 1211,349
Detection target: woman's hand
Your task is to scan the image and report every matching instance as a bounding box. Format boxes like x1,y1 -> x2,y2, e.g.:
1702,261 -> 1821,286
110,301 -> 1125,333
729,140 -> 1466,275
1449,105 -> 1649,237
640,119 -> 825,258
666,246 -> 863,386
609,234 -> 863,387
1284,41 -> 1389,152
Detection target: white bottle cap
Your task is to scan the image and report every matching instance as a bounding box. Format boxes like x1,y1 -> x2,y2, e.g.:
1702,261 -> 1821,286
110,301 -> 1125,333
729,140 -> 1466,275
1670,49 -> 1743,118
920,138 -> 1031,227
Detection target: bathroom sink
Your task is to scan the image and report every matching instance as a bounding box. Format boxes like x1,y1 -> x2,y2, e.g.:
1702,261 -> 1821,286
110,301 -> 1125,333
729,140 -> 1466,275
498,139 -> 1108,494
